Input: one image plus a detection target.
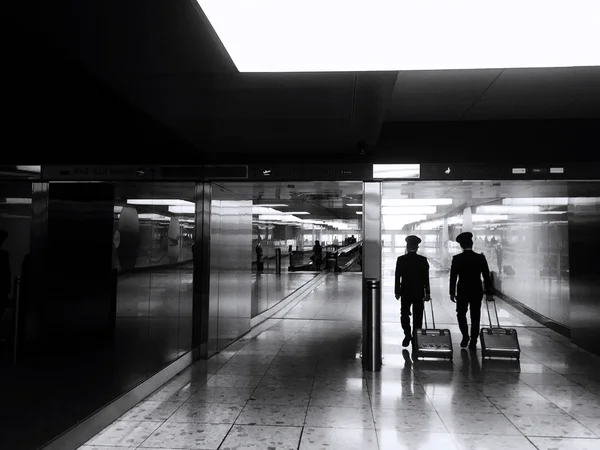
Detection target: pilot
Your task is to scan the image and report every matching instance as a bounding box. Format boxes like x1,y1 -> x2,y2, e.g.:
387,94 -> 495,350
395,235 -> 431,347
450,232 -> 494,350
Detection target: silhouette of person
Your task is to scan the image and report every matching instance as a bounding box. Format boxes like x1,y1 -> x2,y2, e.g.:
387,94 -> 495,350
0,230 -> 11,325
312,240 -> 323,270
495,242 -> 503,274
395,235 -> 431,347
450,232 -> 494,350
255,239 -> 263,271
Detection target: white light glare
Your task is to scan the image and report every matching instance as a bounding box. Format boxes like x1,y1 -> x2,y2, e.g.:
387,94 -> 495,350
169,206 -> 196,214
138,213 -> 170,221
382,199 -> 453,207
197,0 -> 600,72
477,205 -> 541,214
128,199 -> 194,206
3,198 -> 32,204
373,164 -> 420,179
346,203 -> 362,207
383,215 -> 427,230
382,206 -> 437,215
16,165 -> 41,173
356,211 -> 363,215
502,197 -> 569,206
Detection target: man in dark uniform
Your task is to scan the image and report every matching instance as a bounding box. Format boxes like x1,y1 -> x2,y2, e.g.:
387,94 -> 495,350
450,232 -> 494,350
395,235 -> 431,347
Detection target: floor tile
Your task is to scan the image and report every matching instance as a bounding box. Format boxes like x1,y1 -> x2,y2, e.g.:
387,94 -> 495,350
451,434 -> 538,450
299,427 -> 378,450
217,363 -> 271,376
187,386 -> 255,404
572,415 -> 600,436
251,387 -> 311,406
428,394 -> 498,413
487,396 -> 567,415
305,405 -> 375,429
370,393 -> 436,410
205,374 -> 264,388
220,425 -> 302,450
141,422 -> 230,449
236,404 -> 308,427
85,420 -> 161,448
438,411 -> 522,435
377,430 -> 459,450
506,412 -> 597,438
373,409 -> 447,432
78,447 -> 136,450
518,373 -> 577,386
118,401 -> 181,421
145,383 -> 199,403
528,437 -> 600,450
168,402 -> 243,424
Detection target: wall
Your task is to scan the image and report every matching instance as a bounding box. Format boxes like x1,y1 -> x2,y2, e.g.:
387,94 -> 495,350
568,195 -> 600,355
208,190 -> 253,356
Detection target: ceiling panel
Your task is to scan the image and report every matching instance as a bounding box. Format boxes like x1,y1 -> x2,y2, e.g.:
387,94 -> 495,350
466,67 -> 600,120
385,70 -> 502,121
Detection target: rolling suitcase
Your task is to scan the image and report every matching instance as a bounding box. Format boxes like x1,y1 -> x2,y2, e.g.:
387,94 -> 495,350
480,299 -> 521,360
413,299 -> 453,361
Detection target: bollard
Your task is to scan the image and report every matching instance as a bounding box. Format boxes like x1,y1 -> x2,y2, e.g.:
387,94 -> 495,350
275,248 -> 281,274
362,278 -> 382,372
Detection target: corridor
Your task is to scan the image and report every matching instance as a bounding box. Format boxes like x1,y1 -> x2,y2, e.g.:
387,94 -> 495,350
80,271 -> 600,450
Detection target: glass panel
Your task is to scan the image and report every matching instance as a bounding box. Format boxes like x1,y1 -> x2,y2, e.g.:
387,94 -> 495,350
0,181 -> 32,362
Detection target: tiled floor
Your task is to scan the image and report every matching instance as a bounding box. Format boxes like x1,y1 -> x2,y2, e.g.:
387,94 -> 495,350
81,270 -> 600,450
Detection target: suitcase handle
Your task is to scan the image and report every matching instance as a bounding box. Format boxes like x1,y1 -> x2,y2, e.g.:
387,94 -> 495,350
485,297 -> 501,328
422,296 -> 436,330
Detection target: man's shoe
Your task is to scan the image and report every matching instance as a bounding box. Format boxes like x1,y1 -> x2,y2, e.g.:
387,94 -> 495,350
460,336 -> 469,348
468,341 -> 477,350
402,336 -> 411,347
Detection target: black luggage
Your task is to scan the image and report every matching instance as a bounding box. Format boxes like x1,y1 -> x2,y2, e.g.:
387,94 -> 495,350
480,299 -> 520,360
413,299 -> 453,361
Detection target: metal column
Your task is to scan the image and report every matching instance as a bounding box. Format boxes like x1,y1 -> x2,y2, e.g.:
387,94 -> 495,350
275,248 -> 282,274
363,278 -> 382,371
362,182 -> 382,371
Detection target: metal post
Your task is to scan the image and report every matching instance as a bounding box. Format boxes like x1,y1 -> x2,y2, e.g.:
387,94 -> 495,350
362,278 -> 382,372
275,248 -> 281,274
13,277 -> 21,365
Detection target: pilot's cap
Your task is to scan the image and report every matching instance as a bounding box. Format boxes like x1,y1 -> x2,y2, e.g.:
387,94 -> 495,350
456,232 -> 474,247
405,235 -> 422,246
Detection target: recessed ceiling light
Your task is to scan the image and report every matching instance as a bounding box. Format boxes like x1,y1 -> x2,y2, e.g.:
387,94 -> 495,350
198,1 -> 600,72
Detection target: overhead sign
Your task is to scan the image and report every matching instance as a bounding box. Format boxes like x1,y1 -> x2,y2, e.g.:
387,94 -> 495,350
247,164 -> 372,181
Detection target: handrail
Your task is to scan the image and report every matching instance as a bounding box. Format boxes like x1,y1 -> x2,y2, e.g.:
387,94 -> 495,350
336,240 -> 362,256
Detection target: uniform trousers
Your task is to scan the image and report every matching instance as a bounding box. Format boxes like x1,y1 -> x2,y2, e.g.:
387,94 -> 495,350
400,297 -> 424,338
456,296 -> 483,341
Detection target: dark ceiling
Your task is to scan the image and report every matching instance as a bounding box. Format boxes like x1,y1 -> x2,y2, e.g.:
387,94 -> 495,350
11,1 -> 600,164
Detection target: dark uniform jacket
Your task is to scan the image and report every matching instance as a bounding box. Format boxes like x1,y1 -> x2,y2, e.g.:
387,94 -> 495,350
449,250 -> 492,299
395,252 -> 430,299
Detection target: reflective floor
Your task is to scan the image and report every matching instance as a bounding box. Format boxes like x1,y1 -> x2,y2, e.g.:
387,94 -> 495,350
81,272 -> 600,450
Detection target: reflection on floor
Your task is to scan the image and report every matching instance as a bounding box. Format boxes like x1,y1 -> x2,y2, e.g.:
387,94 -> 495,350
82,272 -> 600,450
252,272 -> 319,317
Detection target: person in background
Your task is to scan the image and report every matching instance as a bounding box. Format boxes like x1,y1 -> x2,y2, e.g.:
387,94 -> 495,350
450,232 -> 494,350
255,239 -> 264,271
312,240 -> 323,270
395,235 -> 431,347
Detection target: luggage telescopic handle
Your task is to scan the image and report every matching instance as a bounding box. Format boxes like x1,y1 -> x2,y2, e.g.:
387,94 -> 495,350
421,296 -> 435,330
485,296 -> 501,328
492,298 -> 501,328
429,297 -> 436,329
